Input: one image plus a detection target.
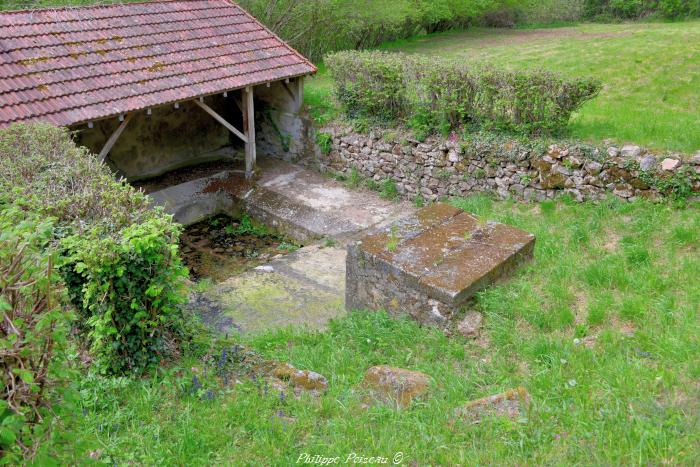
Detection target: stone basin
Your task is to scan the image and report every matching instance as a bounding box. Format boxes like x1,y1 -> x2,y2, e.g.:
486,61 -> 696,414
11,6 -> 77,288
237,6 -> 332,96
346,203 -> 535,326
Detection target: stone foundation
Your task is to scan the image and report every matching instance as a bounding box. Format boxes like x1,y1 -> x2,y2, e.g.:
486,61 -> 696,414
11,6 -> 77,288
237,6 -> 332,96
346,203 -> 535,326
316,126 -> 700,202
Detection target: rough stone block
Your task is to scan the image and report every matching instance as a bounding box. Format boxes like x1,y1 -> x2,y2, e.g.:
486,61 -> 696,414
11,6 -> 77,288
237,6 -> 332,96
346,203 -> 535,326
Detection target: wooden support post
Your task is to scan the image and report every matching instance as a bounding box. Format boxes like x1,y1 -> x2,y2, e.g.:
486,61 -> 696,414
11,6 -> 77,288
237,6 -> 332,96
98,113 -> 133,162
281,81 -> 296,102
243,86 -> 256,179
193,99 -> 247,144
296,76 -> 304,112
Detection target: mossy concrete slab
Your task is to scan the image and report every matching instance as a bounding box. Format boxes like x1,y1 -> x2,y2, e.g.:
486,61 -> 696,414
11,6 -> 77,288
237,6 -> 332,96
347,203 -> 535,326
205,245 -> 346,334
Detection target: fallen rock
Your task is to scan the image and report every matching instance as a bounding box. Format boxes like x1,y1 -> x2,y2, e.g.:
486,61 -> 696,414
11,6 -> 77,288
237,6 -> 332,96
661,158 -> 681,171
457,311 -> 483,339
454,387 -> 530,424
272,363 -> 328,391
363,365 -> 431,407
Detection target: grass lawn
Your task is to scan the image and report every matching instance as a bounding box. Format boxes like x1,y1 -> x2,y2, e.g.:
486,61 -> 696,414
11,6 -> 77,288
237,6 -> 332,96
306,22 -> 700,154
53,196 -> 699,465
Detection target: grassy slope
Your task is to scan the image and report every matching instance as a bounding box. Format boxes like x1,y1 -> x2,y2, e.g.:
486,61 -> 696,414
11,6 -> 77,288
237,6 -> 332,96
55,197 -> 699,465
308,22 -> 700,153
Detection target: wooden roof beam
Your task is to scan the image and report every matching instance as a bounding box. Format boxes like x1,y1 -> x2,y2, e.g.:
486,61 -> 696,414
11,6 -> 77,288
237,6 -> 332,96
193,99 -> 248,144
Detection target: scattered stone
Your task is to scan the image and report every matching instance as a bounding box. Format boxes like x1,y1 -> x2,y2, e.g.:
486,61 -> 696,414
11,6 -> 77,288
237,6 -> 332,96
607,146 -> 620,157
271,362 -> 328,392
254,265 -> 275,272
454,387 -> 530,424
620,145 -> 642,158
457,311 -> 483,339
661,158 -> 681,171
363,365 -> 431,407
692,152 -> 700,165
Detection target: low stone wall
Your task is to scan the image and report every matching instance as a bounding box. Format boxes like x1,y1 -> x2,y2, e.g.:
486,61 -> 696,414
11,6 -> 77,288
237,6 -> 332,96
316,127 -> 700,202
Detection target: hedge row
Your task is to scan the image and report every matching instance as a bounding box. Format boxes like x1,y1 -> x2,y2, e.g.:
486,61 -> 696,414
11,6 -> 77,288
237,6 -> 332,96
0,124 -> 189,375
582,0 -> 700,19
326,51 -> 601,137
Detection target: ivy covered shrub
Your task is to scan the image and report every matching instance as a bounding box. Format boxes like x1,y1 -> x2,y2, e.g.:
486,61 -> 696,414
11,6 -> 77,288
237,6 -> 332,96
326,50 -> 601,136
0,206 -> 75,462
0,123 -> 189,375
60,217 -> 188,373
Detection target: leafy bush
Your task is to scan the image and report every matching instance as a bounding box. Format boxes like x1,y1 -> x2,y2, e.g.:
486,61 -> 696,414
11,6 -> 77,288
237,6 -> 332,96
0,123 -> 189,375
582,0 -> 699,19
327,50 -> 601,136
0,206 -> 75,462
316,132 -> 333,154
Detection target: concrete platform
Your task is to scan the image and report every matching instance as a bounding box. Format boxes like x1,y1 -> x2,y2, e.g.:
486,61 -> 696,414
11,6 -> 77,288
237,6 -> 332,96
148,157 -> 414,243
346,203 -> 535,326
146,157 -> 416,334
205,244 -> 347,334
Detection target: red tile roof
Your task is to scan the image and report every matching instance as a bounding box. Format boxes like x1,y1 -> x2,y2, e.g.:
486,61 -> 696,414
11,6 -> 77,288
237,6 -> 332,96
0,0 -> 316,127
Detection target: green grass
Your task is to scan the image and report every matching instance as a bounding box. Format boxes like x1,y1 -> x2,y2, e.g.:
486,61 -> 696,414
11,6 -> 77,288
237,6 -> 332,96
50,196 -> 700,465
308,22 -> 700,153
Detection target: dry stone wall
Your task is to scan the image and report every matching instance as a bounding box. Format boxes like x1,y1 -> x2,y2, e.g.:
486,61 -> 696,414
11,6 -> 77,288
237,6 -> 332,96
314,127 -> 700,202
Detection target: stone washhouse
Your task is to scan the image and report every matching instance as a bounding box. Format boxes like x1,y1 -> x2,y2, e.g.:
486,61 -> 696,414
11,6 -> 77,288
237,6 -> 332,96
0,0 -> 317,182
0,0 -> 536,331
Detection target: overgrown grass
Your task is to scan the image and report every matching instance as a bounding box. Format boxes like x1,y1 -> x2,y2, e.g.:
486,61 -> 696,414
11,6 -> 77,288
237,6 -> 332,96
52,196 -> 699,464
307,22 -> 700,153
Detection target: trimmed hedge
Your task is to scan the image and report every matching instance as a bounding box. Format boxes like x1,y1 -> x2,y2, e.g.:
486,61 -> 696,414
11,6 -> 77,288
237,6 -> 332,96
0,123 -> 188,375
326,51 -> 601,137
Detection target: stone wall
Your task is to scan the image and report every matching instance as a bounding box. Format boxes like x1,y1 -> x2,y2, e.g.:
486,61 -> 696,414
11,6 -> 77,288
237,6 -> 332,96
316,127 -> 700,202
255,80 -> 320,165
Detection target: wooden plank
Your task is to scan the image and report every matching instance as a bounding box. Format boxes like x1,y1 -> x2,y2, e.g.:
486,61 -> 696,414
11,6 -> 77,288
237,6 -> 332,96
99,113 -> 133,162
243,86 -> 256,179
193,99 -> 247,144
